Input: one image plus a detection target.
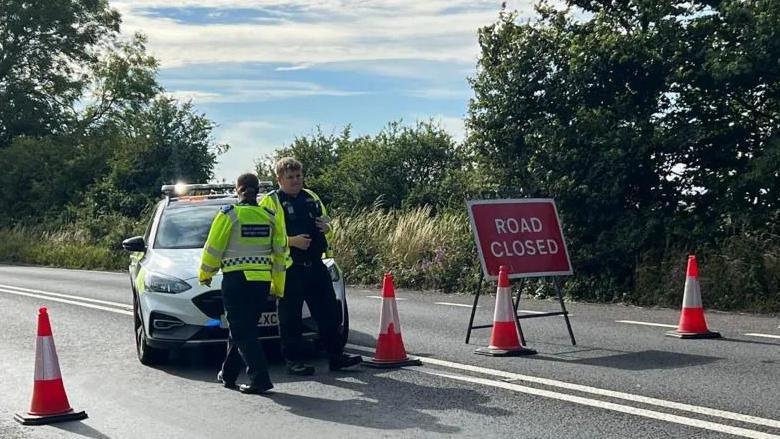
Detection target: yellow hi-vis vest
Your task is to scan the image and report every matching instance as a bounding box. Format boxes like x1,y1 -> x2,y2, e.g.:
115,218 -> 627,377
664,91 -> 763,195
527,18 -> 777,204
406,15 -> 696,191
259,188 -> 334,259
198,202 -> 290,298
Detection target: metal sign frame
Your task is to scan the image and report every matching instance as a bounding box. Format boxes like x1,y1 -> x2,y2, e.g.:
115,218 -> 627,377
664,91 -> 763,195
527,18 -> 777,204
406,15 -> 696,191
464,198 -> 577,347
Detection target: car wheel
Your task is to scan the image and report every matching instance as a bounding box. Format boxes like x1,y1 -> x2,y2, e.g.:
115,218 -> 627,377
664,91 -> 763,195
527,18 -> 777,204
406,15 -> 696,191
337,303 -> 349,349
134,294 -> 168,365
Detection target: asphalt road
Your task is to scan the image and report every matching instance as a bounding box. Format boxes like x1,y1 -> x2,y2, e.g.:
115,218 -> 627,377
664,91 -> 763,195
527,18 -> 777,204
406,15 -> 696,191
0,265 -> 778,438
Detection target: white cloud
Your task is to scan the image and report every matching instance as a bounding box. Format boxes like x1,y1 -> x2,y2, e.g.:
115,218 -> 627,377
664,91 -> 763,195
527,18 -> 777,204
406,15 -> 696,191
164,79 -> 366,103
435,115 -> 467,142
111,1 -> 537,70
212,118 -> 324,181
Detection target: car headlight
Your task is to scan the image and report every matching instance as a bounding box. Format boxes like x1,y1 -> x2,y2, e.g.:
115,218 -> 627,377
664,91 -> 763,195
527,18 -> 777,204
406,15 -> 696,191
327,263 -> 340,282
144,271 -> 192,294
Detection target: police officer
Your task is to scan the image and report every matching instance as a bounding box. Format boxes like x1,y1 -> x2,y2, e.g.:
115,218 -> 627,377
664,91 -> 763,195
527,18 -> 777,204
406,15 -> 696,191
199,173 -> 288,394
261,157 -> 362,375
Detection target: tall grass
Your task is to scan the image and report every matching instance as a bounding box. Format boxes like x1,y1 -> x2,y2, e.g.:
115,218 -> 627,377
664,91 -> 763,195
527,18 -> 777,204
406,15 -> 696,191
0,225 -> 126,270
0,209 -> 776,312
331,206 -> 480,292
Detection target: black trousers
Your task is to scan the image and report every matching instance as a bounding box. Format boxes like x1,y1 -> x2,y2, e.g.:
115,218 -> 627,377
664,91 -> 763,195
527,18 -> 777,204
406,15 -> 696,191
220,271 -> 272,387
278,261 -> 342,362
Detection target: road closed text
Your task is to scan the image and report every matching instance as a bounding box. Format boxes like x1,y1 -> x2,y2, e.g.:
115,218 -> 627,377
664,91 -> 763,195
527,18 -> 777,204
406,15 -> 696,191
490,217 -> 560,257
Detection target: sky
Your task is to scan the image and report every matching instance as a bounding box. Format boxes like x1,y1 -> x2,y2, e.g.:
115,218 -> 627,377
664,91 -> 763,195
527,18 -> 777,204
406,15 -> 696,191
110,0 -> 538,181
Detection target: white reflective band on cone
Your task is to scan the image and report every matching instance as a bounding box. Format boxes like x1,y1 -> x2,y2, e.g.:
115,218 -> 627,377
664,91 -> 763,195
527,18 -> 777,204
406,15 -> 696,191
493,286 -> 515,322
682,277 -> 703,308
34,336 -> 62,381
379,298 -> 401,335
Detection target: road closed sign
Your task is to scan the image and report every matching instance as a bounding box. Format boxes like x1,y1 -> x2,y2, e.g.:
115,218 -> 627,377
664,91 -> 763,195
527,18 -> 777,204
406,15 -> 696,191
467,198 -> 572,279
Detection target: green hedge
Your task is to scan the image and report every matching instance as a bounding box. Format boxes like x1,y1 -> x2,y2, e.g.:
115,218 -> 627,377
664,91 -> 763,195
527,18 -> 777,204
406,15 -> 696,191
0,210 -> 777,312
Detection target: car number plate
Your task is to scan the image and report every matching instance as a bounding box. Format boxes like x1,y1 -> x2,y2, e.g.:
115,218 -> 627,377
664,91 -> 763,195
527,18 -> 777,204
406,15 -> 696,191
258,312 -> 278,327
218,312 -> 278,328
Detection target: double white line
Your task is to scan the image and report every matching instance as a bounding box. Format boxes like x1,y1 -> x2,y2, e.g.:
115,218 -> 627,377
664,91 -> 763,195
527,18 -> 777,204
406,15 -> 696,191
1,283 -> 778,438
344,347 -> 780,439
0,283 -> 132,316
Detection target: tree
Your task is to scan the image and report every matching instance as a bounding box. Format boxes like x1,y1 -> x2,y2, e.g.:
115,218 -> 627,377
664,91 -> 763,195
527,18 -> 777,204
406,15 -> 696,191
85,97 -> 228,217
265,121 -> 473,211
467,0 -> 780,298
0,0 -> 121,147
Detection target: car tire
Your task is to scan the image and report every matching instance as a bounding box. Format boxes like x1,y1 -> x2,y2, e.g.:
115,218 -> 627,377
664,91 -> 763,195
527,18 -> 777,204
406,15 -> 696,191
134,294 -> 168,366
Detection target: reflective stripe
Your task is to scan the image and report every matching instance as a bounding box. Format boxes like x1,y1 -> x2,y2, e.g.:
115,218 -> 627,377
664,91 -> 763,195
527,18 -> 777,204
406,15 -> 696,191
200,263 -> 219,274
225,208 -> 238,223
262,206 -> 275,220
205,245 -> 222,258
223,256 -> 272,267
34,336 -> 62,380
272,263 -> 286,273
273,245 -> 286,254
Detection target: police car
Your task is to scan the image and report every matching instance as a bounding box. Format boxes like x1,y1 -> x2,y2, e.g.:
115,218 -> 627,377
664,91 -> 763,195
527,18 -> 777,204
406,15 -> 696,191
121,183 -> 349,365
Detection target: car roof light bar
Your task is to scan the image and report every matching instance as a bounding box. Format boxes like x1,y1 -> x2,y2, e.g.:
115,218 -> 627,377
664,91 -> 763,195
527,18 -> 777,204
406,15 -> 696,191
161,182 -> 275,198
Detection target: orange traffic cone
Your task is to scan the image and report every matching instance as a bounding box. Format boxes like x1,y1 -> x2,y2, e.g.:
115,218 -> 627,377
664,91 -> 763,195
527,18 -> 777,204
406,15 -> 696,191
475,266 -> 537,356
15,307 -> 87,425
666,256 -> 721,339
364,273 -> 422,368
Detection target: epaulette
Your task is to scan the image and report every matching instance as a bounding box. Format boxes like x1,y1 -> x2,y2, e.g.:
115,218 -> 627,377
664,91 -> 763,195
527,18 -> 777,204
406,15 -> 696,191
220,205 -> 234,213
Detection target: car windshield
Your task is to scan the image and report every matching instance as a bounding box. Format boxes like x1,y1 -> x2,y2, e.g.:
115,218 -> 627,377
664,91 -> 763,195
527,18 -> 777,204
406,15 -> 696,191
154,204 -> 225,249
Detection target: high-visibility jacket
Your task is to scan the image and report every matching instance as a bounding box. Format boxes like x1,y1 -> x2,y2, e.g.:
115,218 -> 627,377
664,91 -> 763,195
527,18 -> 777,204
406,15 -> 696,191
259,188 -> 334,259
198,202 -> 290,297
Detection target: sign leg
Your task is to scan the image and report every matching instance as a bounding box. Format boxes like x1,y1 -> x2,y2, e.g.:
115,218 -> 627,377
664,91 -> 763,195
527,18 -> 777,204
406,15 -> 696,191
513,279 -> 527,346
554,277 -> 576,346
465,272 -> 484,344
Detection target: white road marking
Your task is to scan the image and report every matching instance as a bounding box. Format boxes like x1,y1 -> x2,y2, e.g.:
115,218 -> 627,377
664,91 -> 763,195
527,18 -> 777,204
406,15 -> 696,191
3,283 -> 777,436
365,295 -> 408,301
0,284 -> 131,309
0,287 -> 132,316
745,333 -> 780,340
345,342 -> 780,430
616,320 -> 678,328
419,368 -> 780,439
0,265 -> 125,276
435,302 -> 476,308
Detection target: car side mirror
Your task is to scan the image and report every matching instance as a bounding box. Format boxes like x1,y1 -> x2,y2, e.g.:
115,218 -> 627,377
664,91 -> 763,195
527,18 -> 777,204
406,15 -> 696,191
122,236 -> 146,252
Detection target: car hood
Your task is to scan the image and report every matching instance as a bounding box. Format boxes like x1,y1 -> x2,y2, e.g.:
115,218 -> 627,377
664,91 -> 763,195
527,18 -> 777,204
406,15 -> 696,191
145,248 -> 203,281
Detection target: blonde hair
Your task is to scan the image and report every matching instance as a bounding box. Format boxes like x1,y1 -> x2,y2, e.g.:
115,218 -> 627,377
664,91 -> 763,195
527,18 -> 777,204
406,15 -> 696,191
275,157 -> 303,178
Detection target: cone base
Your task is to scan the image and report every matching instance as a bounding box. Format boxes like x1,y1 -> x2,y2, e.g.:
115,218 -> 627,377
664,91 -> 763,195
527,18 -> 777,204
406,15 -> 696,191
665,330 -> 722,339
475,346 -> 537,357
15,409 -> 87,426
363,357 -> 422,369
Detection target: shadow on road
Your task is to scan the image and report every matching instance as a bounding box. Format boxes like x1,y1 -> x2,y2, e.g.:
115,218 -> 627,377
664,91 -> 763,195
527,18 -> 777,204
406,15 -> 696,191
271,368 -> 511,434
52,421 -> 112,439
526,344 -> 721,370
150,330 -> 510,434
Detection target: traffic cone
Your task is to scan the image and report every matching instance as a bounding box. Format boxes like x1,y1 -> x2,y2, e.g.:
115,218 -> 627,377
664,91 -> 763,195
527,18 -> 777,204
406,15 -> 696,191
666,256 -> 721,339
475,266 -> 537,356
15,307 -> 87,425
364,273 -> 422,368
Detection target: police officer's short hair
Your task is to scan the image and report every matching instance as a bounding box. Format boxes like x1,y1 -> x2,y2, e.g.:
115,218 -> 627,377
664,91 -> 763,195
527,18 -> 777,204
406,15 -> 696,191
236,173 -> 260,197
275,157 -> 303,178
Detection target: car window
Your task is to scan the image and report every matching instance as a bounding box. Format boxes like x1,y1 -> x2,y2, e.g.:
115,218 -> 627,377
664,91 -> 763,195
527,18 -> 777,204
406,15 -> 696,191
143,202 -> 162,244
154,204 -> 224,249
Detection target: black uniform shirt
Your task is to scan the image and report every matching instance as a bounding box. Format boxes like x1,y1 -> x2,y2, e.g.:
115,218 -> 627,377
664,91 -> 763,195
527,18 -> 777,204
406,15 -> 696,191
277,190 -> 327,263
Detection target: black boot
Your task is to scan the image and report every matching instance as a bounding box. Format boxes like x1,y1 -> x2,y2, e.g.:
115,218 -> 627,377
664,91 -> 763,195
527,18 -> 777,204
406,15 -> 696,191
329,353 -> 362,371
239,382 -> 274,395
217,371 -> 237,389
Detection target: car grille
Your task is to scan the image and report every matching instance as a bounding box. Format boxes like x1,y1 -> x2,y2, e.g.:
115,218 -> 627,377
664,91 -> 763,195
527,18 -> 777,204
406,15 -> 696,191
192,290 -> 278,320
192,290 -> 224,319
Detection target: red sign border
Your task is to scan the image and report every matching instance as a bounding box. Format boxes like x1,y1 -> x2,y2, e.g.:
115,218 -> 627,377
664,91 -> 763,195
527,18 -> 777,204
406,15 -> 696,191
466,198 -> 573,280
